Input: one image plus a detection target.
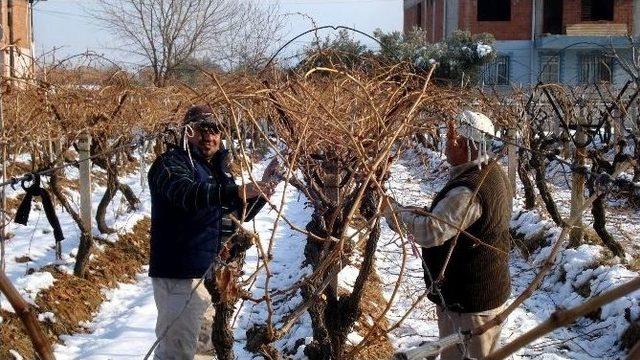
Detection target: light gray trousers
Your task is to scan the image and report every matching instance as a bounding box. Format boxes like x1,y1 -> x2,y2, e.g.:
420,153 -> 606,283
436,303 -> 506,360
152,278 -> 211,360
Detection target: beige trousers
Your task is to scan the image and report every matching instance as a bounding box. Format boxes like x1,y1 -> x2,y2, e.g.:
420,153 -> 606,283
436,303 -> 505,360
152,278 -> 211,360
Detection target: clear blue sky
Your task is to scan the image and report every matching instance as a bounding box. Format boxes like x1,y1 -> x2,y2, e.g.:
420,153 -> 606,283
33,0 -> 403,66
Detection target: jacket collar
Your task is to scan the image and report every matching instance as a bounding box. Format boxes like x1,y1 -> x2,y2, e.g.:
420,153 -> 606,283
183,144 -> 228,166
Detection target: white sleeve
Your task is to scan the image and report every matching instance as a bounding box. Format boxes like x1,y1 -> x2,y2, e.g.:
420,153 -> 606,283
398,187 -> 482,248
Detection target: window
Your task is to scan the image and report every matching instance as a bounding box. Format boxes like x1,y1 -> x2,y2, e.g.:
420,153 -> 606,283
477,0 -> 511,21
539,55 -> 560,83
579,53 -> 613,84
482,56 -> 510,85
416,1 -> 423,28
543,0 -> 563,34
581,0 -> 614,21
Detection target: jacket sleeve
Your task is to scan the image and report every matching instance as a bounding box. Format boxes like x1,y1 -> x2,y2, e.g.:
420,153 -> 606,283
149,153 -> 239,211
383,186 -> 482,248
242,197 -> 267,222
224,195 -> 267,223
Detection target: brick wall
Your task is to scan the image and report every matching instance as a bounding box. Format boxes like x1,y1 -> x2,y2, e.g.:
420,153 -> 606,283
405,0 -> 636,42
404,5 -> 418,33
0,0 -> 33,78
1,1 -> 31,48
459,0 -> 533,41
404,0 -> 446,42
424,0 -> 438,42
434,0 -> 444,41
563,0 -> 633,32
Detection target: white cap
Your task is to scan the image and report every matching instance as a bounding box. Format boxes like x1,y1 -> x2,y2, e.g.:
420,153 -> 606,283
456,110 -> 495,162
457,110 -> 495,144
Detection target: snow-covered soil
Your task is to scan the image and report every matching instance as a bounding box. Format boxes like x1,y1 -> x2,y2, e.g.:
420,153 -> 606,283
2,148 -> 639,359
56,271 -> 157,359
1,165 -> 150,314
381,148 -> 640,359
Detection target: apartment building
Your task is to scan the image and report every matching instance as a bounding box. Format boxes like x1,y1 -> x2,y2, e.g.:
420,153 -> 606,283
404,0 -> 640,86
0,0 -> 34,79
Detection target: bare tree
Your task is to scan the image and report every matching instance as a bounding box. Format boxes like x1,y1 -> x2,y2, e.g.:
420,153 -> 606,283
92,0 -> 284,85
215,2 -> 286,71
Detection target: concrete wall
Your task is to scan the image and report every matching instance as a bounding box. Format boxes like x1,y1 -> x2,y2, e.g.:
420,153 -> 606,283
556,48 -> 633,87
489,40 -> 633,87
445,0 -> 459,37
493,40 -> 534,85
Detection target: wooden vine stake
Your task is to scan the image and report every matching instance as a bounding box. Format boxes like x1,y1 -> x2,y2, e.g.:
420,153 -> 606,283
0,84 -> 5,271
506,128 -> 518,193
569,124 -> 587,247
74,131 -> 93,277
0,272 -> 55,359
139,140 -> 147,190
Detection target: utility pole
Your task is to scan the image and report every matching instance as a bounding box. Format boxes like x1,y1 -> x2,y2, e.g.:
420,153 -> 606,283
29,0 -> 35,72
28,0 -> 45,72
8,0 -> 15,79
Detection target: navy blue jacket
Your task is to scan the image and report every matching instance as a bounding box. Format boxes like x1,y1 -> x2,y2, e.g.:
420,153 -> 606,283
147,146 -> 263,278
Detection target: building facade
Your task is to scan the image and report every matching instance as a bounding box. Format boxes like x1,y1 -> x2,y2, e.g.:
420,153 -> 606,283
0,0 -> 34,79
404,0 -> 640,87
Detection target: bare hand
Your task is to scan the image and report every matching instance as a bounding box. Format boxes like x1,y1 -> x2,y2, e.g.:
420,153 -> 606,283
262,157 -> 282,183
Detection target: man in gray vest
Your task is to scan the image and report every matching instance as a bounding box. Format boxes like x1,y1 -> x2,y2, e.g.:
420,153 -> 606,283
383,110 -> 512,360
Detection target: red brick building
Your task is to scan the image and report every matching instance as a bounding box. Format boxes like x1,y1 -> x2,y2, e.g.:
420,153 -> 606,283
0,0 -> 34,79
404,0 -> 639,86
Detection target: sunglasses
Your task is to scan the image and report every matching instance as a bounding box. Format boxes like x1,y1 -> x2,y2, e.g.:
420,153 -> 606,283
194,121 -> 221,135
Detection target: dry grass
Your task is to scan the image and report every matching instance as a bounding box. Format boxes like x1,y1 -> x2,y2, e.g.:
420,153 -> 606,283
5,161 -> 32,179
628,257 -> 640,272
350,271 -> 395,360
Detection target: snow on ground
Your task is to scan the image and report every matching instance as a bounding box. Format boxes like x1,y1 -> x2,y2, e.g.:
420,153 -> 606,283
232,159 -> 315,359
55,270 -> 157,359
52,157 -> 316,359
1,158 -> 154,358
3,147 -> 640,359
1,162 -> 151,314
379,147 -> 640,359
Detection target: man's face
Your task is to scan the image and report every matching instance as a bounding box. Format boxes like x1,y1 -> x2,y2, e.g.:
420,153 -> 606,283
445,135 -> 468,166
187,123 -> 221,159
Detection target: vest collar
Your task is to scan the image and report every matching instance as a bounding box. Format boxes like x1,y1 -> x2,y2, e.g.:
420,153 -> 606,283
449,154 -> 491,179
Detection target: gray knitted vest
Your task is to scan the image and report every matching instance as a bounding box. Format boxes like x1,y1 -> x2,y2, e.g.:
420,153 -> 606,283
422,160 -> 512,313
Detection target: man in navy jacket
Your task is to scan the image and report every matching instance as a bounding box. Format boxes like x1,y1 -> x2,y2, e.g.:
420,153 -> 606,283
148,104 -> 276,359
